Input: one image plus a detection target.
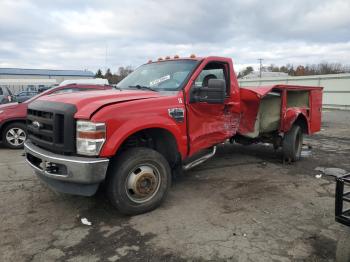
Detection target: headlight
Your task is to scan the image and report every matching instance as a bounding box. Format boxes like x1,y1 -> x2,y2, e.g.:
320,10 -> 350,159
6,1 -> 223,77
0,110 -> 3,114
76,120 -> 106,156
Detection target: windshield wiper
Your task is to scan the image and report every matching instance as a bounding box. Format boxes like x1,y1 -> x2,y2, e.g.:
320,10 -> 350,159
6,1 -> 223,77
128,85 -> 157,92
113,85 -> 122,91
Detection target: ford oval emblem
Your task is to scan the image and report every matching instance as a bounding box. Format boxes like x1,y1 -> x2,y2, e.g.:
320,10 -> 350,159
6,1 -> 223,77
32,121 -> 42,129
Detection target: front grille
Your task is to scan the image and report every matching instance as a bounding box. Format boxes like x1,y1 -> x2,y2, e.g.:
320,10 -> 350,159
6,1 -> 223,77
27,101 -> 77,154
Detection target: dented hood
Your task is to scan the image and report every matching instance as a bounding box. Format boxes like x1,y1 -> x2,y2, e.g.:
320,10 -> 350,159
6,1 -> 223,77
36,89 -> 160,119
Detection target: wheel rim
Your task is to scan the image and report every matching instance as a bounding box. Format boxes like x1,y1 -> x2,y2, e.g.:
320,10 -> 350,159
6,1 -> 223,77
6,127 -> 26,147
125,164 -> 161,204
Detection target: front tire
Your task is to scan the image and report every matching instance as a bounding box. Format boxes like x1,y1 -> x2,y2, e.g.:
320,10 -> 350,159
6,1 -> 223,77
282,124 -> 303,162
2,122 -> 27,149
106,147 -> 171,215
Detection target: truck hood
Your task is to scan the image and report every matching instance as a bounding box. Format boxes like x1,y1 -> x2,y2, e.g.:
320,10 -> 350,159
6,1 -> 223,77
36,89 -> 161,119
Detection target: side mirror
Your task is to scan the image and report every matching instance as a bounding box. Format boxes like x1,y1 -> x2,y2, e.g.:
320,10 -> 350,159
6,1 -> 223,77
190,79 -> 226,104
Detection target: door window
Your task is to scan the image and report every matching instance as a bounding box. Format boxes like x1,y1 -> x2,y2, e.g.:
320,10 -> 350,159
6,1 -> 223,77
194,62 -> 229,95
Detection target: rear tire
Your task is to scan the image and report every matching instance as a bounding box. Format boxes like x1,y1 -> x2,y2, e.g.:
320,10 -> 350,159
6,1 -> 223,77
282,125 -> 303,162
106,147 -> 171,215
2,122 -> 27,149
336,228 -> 350,262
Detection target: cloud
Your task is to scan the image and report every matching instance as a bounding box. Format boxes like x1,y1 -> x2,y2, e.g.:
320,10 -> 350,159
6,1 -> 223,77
0,0 -> 349,72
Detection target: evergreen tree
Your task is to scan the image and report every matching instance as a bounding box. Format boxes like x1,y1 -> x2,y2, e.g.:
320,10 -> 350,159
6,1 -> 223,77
95,69 -> 103,78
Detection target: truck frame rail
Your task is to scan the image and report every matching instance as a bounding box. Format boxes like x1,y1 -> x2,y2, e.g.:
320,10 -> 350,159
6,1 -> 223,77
335,174 -> 350,227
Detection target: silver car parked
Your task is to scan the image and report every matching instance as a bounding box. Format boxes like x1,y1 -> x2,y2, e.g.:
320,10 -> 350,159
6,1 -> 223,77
0,86 -> 14,104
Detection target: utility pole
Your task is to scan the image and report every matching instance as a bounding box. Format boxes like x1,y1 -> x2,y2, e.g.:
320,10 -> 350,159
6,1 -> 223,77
258,58 -> 264,78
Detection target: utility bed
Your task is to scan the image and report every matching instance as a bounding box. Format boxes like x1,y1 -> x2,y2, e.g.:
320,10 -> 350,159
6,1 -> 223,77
238,85 -> 323,138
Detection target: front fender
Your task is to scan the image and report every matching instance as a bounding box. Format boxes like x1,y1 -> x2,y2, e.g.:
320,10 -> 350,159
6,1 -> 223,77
99,115 -> 187,158
0,117 -> 26,132
282,108 -> 310,134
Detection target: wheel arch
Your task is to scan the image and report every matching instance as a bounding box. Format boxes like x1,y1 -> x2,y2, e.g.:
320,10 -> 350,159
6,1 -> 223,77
283,109 -> 310,135
0,118 -> 26,140
112,127 -> 182,168
293,114 -> 309,134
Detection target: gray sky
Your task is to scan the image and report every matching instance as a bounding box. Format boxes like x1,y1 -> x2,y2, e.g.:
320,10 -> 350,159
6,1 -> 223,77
0,0 -> 349,73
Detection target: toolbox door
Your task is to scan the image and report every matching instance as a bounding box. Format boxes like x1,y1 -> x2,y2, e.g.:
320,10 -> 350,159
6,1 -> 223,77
310,89 -> 323,133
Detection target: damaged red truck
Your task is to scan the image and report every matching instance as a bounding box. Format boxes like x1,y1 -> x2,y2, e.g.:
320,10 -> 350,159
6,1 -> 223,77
24,56 -> 323,215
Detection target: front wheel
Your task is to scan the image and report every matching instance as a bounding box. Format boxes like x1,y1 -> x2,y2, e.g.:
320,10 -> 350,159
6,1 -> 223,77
106,147 -> 171,215
282,125 -> 303,162
2,123 -> 27,149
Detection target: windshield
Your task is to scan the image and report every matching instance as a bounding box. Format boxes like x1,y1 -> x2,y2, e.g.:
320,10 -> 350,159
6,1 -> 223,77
117,60 -> 199,91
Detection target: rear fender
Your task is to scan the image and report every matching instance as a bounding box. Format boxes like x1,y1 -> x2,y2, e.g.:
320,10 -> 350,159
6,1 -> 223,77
282,108 -> 310,134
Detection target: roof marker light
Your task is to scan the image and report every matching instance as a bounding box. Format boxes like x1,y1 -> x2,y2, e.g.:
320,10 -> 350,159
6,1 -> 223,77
158,57 -> 163,61
165,56 -> 171,60
148,59 -> 152,63
190,54 -> 196,58
174,55 -> 179,59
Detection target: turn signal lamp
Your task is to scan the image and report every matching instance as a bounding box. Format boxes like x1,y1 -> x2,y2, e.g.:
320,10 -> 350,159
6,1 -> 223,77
76,121 -> 106,156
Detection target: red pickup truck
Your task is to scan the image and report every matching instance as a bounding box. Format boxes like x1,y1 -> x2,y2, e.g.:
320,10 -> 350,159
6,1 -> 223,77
0,84 -> 112,149
24,56 -> 323,215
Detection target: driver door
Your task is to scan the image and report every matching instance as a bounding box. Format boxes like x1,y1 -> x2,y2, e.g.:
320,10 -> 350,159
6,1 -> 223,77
186,61 -> 235,156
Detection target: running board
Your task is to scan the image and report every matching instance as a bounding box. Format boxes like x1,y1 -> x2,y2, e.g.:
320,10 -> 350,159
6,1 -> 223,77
183,146 -> 217,171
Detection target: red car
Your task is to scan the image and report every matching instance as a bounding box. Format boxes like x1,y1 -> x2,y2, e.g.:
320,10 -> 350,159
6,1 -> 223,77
0,84 -> 112,149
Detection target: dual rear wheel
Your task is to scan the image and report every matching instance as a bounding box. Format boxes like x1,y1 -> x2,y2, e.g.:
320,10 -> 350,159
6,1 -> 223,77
282,124 -> 303,162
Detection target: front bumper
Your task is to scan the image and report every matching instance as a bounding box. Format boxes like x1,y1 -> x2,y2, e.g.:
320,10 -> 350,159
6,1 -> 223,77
24,140 -> 109,196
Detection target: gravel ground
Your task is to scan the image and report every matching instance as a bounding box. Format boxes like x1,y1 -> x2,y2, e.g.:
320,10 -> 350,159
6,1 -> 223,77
1,110 -> 350,262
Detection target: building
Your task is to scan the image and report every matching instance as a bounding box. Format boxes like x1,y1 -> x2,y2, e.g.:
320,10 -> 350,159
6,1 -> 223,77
0,68 -> 95,94
238,73 -> 350,110
242,71 -> 289,79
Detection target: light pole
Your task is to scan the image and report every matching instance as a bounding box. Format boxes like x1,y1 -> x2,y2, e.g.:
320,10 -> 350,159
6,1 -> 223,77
258,58 -> 264,78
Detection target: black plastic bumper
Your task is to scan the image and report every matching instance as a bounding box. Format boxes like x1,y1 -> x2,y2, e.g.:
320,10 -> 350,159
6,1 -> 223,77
335,174 -> 350,227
